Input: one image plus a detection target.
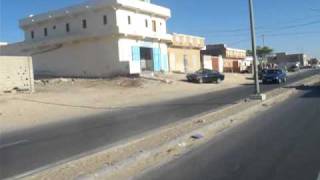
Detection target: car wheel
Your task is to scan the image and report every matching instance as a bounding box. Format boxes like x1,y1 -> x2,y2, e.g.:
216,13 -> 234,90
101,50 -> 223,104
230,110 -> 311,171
216,78 -> 222,84
283,78 -> 287,83
277,79 -> 282,84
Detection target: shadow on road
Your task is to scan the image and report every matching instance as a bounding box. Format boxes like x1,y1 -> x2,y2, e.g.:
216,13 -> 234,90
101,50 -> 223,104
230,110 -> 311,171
285,83 -> 320,98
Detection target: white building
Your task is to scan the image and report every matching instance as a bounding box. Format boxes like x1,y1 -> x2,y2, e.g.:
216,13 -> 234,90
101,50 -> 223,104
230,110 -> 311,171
3,0 -> 172,77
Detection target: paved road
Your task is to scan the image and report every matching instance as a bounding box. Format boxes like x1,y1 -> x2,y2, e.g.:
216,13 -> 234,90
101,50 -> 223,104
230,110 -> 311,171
139,79 -> 320,180
0,69 -> 319,179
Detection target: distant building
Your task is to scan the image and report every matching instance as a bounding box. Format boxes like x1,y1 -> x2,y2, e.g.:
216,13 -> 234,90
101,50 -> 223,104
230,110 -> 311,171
268,53 -> 309,67
168,33 -> 205,73
2,0 -> 172,77
201,44 -> 246,73
0,42 -> 8,47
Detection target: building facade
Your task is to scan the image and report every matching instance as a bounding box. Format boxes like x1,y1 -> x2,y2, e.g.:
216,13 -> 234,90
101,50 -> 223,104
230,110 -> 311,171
268,52 -> 309,68
4,0 -> 172,77
201,44 -> 246,73
168,33 -> 205,73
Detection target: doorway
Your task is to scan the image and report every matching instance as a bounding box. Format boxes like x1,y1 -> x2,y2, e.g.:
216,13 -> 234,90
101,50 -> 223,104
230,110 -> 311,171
140,47 -> 154,71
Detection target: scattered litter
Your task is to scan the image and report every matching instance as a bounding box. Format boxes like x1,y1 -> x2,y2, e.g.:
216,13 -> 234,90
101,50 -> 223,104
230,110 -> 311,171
262,104 -> 269,107
167,148 -> 174,153
195,119 -> 206,124
230,119 -> 234,123
244,98 -> 250,103
191,133 -> 204,140
178,142 -> 187,147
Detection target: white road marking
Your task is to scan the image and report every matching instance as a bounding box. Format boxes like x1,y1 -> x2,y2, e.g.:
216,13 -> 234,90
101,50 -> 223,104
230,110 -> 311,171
0,140 -> 29,149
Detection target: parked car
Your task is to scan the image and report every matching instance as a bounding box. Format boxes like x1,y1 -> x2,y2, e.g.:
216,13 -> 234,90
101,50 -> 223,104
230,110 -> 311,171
258,69 -> 267,80
312,64 -> 320,69
288,65 -> 300,72
186,69 -> 225,84
262,69 -> 287,84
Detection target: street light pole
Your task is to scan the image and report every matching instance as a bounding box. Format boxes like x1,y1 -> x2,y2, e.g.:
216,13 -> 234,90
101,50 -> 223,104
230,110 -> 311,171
248,0 -> 261,95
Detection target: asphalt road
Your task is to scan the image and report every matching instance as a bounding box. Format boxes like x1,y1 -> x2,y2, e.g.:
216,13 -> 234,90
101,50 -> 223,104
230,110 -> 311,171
0,69 -> 319,179
139,78 -> 320,180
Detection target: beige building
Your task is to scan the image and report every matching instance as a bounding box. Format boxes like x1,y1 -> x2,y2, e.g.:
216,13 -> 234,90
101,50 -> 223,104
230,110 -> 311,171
201,44 -> 246,73
168,33 -> 205,73
0,56 -> 34,93
268,52 -> 309,67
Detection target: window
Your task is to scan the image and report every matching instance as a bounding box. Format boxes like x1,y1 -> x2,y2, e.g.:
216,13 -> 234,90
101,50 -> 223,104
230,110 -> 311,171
152,20 -> 156,32
128,16 -> 131,25
145,19 -> 148,28
82,19 -> 87,29
66,23 -> 70,32
31,31 -> 34,39
53,25 -> 56,30
103,15 -> 108,25
44,28 -> 48,37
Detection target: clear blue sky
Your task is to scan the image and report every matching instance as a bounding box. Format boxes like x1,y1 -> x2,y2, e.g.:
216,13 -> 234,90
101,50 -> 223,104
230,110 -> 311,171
0,0 -> 319,57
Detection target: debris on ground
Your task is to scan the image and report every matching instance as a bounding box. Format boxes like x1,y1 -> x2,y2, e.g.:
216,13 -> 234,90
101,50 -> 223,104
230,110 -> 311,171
178,142 -> 187,147
195,119 -> 206,124
116,78 -> 144,88
190,133 -> 204,140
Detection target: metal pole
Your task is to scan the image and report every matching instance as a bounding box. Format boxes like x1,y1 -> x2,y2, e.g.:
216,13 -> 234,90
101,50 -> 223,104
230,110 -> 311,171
248,0 -> 260,94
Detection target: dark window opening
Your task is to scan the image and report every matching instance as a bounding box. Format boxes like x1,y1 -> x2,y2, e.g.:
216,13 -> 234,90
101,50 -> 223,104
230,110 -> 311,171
128,16 -> 131,25
103,15 -> 108,25
66,23 -> 70,32
145,19 -> 148,28
82,19 -> 87,29
31,31 -> 34,39
44,28 -> 48,36
152,20 -> 157,32
53,25 -> 56,30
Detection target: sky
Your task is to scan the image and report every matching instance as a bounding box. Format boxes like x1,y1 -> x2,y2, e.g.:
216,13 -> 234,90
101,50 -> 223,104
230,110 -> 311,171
0,0 -> 319,58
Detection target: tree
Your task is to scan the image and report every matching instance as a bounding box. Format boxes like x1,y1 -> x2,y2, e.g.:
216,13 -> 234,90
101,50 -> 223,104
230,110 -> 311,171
246,46 -> 273,58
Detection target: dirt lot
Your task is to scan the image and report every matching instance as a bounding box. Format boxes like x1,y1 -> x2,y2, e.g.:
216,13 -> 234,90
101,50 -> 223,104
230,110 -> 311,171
0,73 -> 252,134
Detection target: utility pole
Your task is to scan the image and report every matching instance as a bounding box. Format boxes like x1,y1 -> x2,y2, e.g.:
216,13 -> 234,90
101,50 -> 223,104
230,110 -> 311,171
248,0 -> 265,100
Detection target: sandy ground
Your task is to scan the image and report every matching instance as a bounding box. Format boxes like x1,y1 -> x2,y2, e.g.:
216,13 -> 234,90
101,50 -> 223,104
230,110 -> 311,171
0,73 -> 252,134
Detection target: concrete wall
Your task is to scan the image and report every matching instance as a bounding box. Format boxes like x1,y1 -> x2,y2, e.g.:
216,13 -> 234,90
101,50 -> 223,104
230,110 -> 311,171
32,37 -> 129,77
168,47 -> 201,73
116,9 -> 167,38
0,56 -> 34,93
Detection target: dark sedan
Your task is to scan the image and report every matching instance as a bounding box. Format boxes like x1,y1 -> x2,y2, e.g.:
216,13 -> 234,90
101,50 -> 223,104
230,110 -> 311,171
186,69 -> 225,84
262,69 -> 287,84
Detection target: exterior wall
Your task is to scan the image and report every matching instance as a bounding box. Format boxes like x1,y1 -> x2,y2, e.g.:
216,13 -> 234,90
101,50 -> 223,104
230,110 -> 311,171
268,53 -> 308,67
0,56 -> 34,93
171,33 -> 205,49
116,9 -> 168,38
23,8 -> 117,42
211,56 -> 224,73
32,37 -> 128,77
168,47 -> 201,73
203,55 -> 213,70
223,59 -> 241,73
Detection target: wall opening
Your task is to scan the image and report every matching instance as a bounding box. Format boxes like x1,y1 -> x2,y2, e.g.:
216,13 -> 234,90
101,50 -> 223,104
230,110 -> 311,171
140,47 -> 153,71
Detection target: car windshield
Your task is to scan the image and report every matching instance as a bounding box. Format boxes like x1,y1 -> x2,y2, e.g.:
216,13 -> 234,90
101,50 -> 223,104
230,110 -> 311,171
266,69 -> 280,74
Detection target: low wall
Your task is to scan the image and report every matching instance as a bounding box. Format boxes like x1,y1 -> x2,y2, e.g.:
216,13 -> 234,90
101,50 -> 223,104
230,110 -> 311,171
0,56 -> 34,93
